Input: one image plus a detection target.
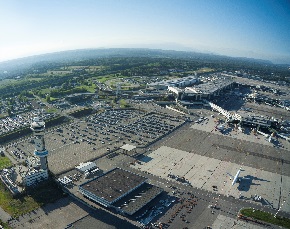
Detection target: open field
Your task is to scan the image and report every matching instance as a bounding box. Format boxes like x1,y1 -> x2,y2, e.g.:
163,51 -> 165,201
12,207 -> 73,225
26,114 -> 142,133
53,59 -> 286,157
0,181 -> 41,217
0,219 -> 11,229
241,208 -> 290,228
0,156 -> 12,170
0,180 -> 64,218
185,67 -> 215,74
0,79 -> 18,88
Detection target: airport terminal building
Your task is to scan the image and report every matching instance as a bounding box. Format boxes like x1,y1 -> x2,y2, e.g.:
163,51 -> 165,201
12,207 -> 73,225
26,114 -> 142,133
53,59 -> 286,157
148,75 -> 198,90
168,77 -> 234,102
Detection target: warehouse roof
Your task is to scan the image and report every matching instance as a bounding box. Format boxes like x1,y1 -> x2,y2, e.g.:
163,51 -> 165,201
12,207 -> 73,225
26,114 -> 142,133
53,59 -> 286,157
80,168 -> 147,203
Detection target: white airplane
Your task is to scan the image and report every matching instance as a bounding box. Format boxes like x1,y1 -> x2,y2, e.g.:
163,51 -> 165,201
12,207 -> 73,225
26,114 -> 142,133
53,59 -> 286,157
227,168 -> 243,186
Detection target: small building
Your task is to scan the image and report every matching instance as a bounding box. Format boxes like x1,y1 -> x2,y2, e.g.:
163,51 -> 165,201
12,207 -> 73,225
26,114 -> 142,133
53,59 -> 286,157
75,162 -> 97,173
120,144 -> 136,153
0,165 -> 49,195
241,116 -> 280,130
22,168 -> 48,186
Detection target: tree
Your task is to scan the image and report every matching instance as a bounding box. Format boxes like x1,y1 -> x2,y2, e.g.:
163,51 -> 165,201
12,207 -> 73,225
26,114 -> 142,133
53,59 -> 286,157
7,107 -> 12,117
46,95 -> 51,103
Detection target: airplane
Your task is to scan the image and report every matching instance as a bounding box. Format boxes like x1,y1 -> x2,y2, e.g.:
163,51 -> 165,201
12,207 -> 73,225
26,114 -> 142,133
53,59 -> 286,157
227,168 -> 244,186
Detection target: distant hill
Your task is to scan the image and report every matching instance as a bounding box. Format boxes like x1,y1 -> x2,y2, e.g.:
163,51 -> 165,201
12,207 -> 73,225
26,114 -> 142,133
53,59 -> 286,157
0,48 -> 274,79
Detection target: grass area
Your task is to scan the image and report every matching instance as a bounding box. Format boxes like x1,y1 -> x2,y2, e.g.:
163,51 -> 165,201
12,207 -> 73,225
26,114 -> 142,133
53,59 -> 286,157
0,219 -> 11,229
0,179 -> 66,218
0,182 -> 41,217
47,70 -> 71,75
46,107 -> 58,113
26,77 -> 44,82
119,99 -> 130,108
0,156 -> 12,170
50,96 -> 58,101
94,74 -> 131,84
240,208 -> 290,228
107,79 -> 138,89
0,78 -> 44,91
97,76 -> 112,83
39,88 -> 51,95
185,67 -> 215,74
0,113 -> 8,119
34,71 -> 71,77
76,84 -> 96,93
0,79 -> 18,89
196,67 -> 215,73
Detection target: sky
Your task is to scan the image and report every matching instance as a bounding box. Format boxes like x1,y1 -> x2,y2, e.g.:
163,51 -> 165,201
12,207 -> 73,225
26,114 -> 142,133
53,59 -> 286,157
0,0 -> 290,64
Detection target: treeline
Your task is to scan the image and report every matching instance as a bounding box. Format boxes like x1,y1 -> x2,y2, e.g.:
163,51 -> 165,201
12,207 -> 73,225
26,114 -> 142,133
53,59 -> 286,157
63,56 -> 290,80
1,48 -> 289,80
50,87 -> 87,97
0,73 -> 81,99
0,52 -> 289,98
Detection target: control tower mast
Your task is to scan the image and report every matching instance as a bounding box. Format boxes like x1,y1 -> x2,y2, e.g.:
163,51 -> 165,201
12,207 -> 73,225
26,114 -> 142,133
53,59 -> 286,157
30,117 -> 48,170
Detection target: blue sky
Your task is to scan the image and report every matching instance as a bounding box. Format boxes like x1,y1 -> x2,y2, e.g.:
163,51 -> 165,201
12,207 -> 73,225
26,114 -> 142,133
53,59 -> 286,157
0,0 -> 290,64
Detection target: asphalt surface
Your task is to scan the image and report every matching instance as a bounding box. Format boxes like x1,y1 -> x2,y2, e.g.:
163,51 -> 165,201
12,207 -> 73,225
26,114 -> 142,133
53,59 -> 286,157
1,92 -> 290,229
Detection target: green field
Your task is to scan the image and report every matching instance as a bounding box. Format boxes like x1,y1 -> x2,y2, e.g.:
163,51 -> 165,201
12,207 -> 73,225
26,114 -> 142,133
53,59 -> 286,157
0,79 -> 18,89
76,84 -> 96,93
196,67 -> 215,73
240,208 -> 290,229
0,219 -> 11,229
97,75 -> 114,83
184,67 -> 215,75
0,156 -> 12,170
46,107 -> 58,113
0,181 -> 41,217
0,179 -> 65,218
119,99 -> 130,108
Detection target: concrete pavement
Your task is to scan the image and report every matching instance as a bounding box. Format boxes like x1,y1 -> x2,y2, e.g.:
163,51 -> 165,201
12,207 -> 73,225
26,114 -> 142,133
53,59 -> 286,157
0,206 -> 11,223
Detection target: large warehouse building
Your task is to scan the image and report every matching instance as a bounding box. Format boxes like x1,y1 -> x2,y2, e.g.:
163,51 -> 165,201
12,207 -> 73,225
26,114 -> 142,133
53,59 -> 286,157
79,168 -> 162,215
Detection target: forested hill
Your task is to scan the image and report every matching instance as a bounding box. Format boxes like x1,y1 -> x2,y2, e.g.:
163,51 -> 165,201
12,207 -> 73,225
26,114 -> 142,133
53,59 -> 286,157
0,48 -> 287,79
0,48 -> 274,76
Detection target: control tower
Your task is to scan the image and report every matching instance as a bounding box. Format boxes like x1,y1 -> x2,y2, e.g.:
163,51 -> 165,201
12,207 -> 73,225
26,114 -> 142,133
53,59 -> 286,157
30,117 -> 48,170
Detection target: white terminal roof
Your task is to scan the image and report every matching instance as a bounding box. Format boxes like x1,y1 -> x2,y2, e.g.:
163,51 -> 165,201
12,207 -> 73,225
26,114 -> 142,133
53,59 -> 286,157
148,75 -> 197,87
120,144 -> 136,151
75,161 -> 97,173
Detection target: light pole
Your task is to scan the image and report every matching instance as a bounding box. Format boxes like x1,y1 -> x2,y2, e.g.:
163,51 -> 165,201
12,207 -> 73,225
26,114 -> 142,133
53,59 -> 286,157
274,200 -> 285,218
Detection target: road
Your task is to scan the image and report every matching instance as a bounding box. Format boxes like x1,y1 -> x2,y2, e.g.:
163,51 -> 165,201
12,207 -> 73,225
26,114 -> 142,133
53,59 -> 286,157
0,206 -> 11,223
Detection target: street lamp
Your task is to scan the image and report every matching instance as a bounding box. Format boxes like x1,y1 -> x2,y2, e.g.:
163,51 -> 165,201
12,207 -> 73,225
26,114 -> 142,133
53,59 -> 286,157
274,200 -> 285,218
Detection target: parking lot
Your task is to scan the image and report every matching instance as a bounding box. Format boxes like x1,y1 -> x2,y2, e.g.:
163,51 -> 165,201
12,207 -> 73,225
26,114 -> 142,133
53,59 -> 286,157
4,109 -> 185,174
1,79 -> 290,229
0,112 -> 57,136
